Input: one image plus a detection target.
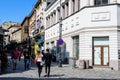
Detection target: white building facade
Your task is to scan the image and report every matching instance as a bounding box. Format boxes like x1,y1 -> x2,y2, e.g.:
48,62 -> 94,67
45,0 -> 120,70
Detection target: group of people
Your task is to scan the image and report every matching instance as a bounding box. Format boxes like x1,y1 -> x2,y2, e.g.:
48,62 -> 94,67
11,46 -> 32,70
11,47 -> 53,78
35,49 -> 52,77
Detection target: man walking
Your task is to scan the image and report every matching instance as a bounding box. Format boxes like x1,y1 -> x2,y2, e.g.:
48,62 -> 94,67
23,48 -> 30,70
44,49 -> 52,77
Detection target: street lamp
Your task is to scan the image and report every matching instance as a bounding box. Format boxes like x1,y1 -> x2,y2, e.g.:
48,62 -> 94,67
58,0 -> 62,67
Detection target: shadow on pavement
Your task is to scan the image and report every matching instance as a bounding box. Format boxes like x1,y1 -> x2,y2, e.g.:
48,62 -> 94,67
0,77 -> 119,80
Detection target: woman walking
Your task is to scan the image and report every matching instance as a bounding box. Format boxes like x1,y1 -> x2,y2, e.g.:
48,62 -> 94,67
35,50 -> 44,77
11,47 -> 21,70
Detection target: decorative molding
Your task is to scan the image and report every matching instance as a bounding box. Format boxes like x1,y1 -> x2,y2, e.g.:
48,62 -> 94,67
91,12 -> 110,22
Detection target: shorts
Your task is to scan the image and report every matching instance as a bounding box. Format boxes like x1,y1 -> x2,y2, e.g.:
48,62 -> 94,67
12,59 -> 18,63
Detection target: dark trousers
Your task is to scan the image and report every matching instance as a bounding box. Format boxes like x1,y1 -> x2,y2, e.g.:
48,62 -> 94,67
45,63 -> 51,77
24,59 -> 30,70
36,62 -> 43,77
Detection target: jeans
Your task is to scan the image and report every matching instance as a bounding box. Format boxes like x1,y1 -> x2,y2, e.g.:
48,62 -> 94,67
24,59 -> 30,70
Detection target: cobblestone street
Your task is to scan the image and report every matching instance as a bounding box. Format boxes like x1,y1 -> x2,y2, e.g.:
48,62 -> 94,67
0,58 -> 120,80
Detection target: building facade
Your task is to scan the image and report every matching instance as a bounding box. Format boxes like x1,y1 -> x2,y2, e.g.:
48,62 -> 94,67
1,22 -> 19,45
7,24 -> 21,44
45,0 -> 120,70
12,27 -> 21,44
31,0 -> 46,51
21,17 -> 29,43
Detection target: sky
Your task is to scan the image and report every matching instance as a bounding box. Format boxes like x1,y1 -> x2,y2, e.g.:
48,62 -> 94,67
0,0 -> 37,24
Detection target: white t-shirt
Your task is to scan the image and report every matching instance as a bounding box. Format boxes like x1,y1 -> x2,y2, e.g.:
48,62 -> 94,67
37,57 -> 42,62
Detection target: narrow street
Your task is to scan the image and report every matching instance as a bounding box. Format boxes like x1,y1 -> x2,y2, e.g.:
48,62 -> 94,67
0,57 -> 120,80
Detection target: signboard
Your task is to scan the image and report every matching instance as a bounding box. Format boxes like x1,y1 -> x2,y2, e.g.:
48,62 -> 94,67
57,38 -> 63,45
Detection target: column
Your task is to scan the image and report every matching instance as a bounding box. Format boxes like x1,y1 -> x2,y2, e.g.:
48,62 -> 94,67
56,8 -> 59,23
90,0 -> 94,6
86,0 -> 90,6
75,0 -> 79,12
69,0 -> 72,15
48,16 -> 50,27
46,17 -> 48,28
65,3 -> 67,18
50,15 -> 51,26
61,4 -> 63,19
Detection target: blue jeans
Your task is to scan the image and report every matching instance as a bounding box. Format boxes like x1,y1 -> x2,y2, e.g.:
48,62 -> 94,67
24,59 -> 30,70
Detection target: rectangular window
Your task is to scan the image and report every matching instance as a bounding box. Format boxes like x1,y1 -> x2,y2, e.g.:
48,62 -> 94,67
37,19 -> 41,28
95,0 -> 108,5
73,36 -> 79,59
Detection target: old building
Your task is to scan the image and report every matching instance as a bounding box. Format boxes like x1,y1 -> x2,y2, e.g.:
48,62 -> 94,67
1,22 -> 19,45
7,24 -> 21,46
45,0 -> 120,70
30,0 -> 46,51
21,17 -> 29,43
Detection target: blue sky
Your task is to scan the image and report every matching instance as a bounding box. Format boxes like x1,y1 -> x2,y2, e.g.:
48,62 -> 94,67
0,0 -> 37,24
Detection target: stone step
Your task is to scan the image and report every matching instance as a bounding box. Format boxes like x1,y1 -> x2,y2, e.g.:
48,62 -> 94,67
93,66 -> 113,71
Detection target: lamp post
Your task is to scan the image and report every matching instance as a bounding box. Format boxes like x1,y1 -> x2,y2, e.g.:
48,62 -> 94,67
58,0 -> 62,67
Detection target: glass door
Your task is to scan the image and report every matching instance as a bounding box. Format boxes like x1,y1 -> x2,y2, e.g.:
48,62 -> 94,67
94,47 -> 101,65
94,46 -> 109,66
103,46 -> 109,65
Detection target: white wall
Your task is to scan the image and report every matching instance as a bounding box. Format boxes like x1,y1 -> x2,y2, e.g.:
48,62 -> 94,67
45,5 -> 118,41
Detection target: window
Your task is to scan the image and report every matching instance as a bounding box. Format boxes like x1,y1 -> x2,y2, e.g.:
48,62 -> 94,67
95,0 -> 108,5
37,19 -> 41,28
73,36 -> 79,59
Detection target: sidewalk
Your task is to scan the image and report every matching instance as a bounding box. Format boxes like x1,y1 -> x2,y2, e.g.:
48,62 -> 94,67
0,58 -> 120,80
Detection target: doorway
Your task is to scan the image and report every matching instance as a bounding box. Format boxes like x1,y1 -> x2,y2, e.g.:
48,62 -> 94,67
93,37 -> 109,66
94,46 -> 109,66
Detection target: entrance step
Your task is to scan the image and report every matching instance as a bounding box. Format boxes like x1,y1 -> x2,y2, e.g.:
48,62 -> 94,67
93,66 -> 113,71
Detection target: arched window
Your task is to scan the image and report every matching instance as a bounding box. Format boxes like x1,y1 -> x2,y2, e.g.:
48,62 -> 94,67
95,0 -> 108,5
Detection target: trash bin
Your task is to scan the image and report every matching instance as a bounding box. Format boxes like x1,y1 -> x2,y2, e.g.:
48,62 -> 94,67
69,57 -> 76,68
85,60 -> 89,69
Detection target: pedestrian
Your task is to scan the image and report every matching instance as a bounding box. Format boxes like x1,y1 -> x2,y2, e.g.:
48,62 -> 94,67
44,49 -> 52,77
11,47 -> 21,70
23,48 -> 30,70
35,50 -> 44,77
